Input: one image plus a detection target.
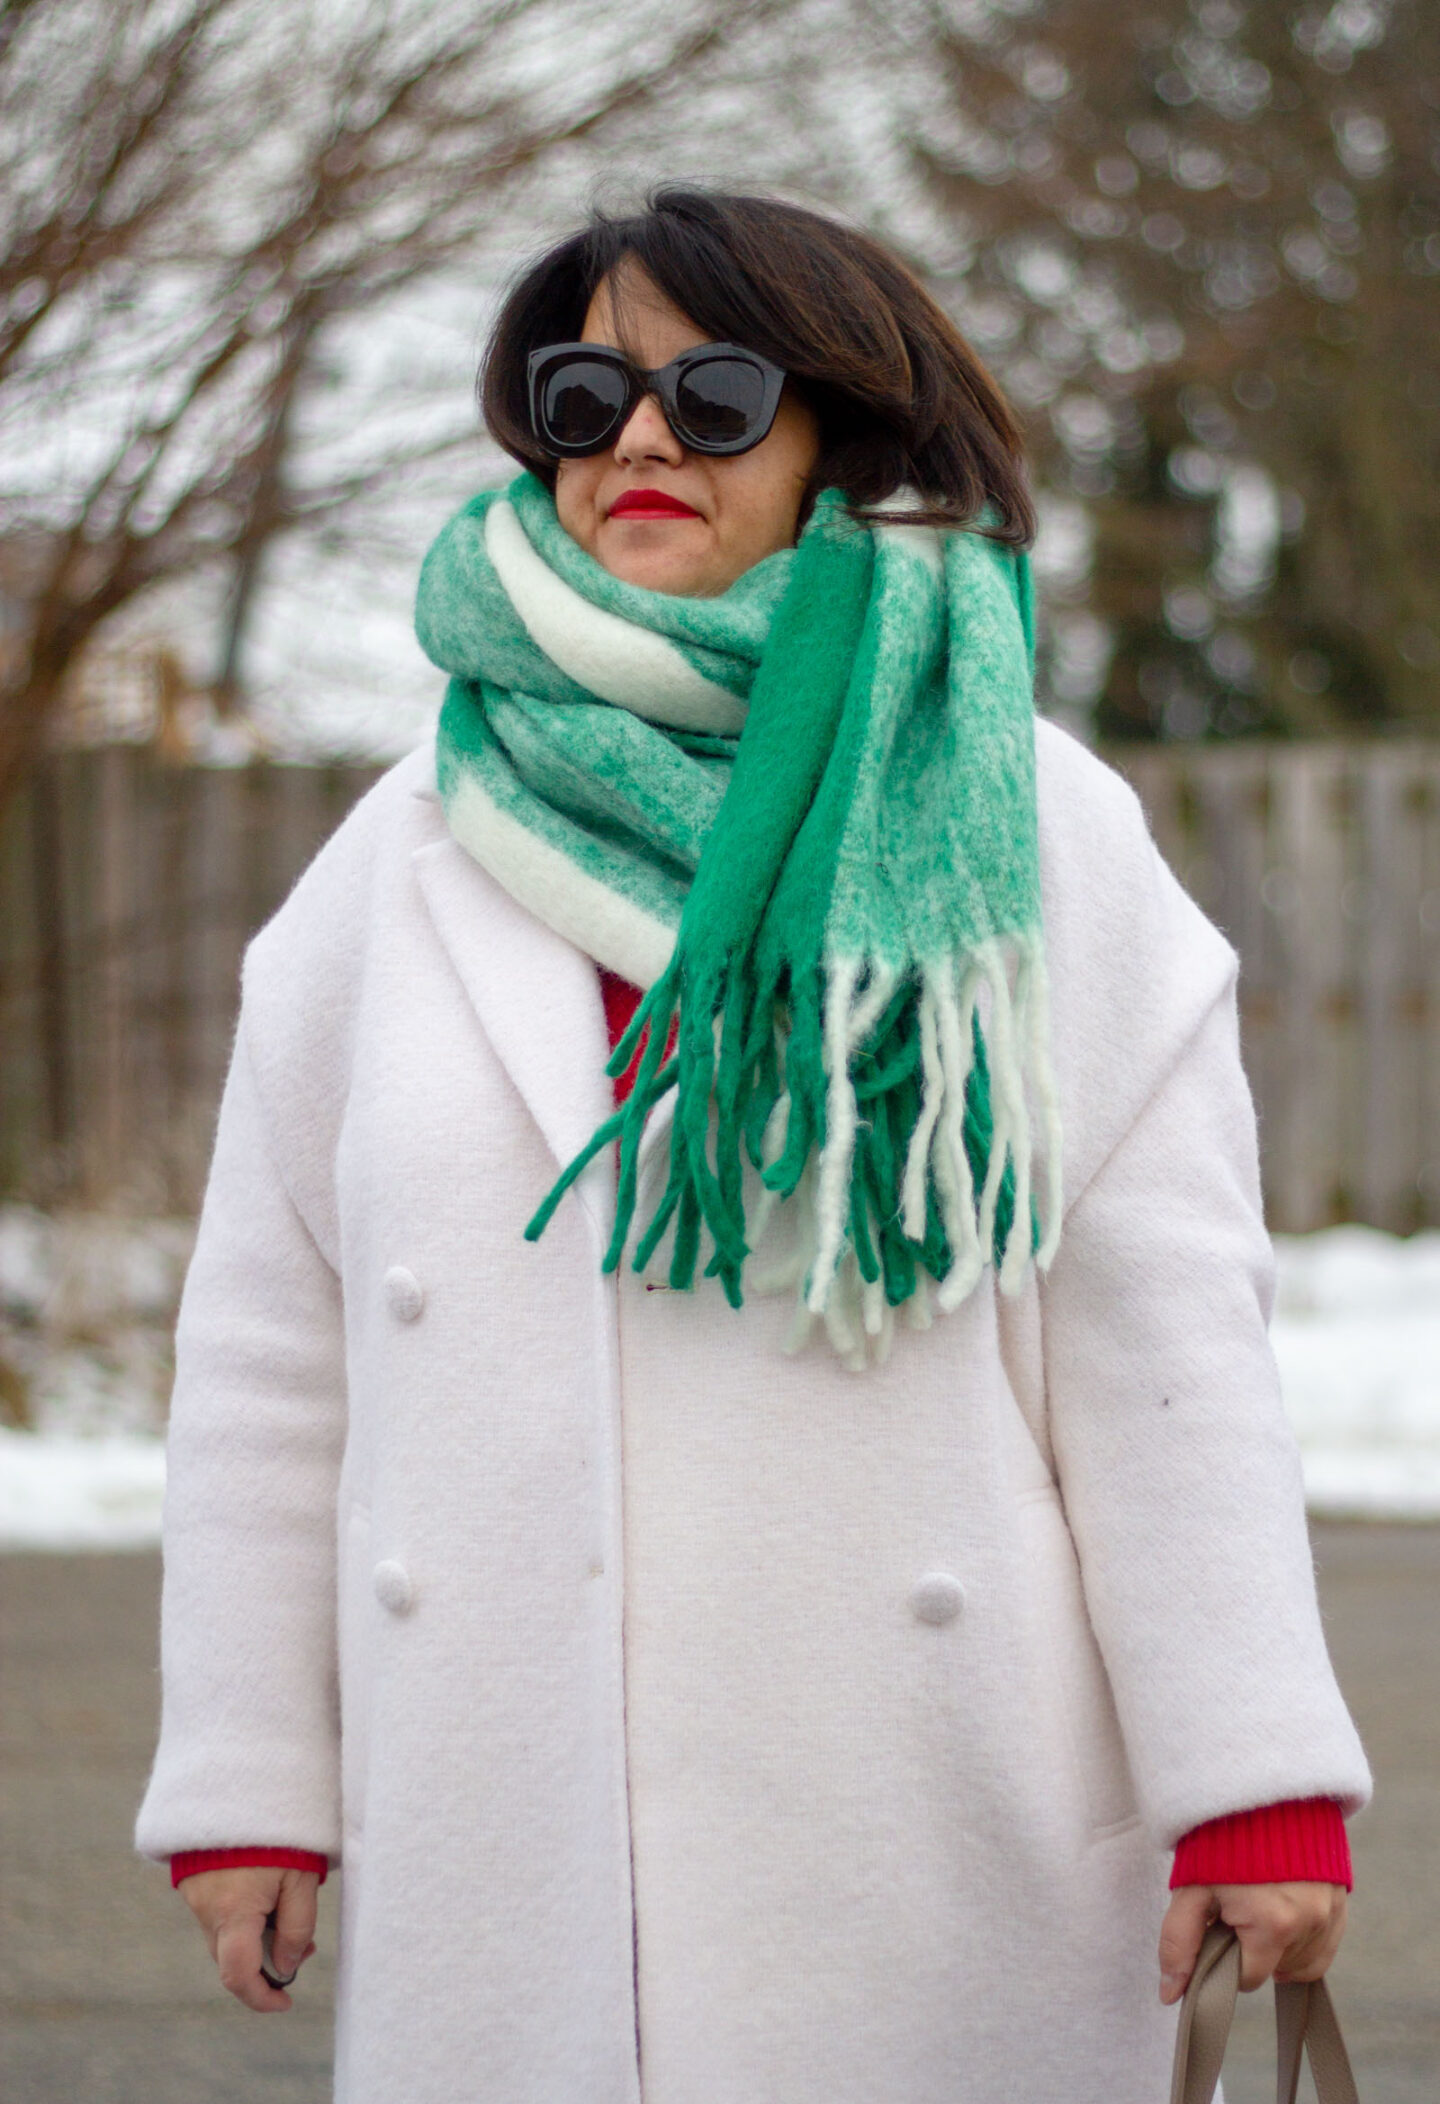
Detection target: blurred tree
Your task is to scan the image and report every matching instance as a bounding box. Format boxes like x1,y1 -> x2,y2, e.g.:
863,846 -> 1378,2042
899,0 -> 1440,738
0,0 -> 797,807
9,0 -> 1430,766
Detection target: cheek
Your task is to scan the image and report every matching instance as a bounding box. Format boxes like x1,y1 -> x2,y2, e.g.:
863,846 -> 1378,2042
728,445 -> 814,555
554,464 -> 602,550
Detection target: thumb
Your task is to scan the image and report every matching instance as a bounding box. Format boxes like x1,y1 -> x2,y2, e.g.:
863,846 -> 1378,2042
1159,1886 -> 1215,2006
270,1872 -> 319,1980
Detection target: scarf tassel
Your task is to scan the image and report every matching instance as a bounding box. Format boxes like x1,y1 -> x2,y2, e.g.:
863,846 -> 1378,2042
526,940 -> 1061,1334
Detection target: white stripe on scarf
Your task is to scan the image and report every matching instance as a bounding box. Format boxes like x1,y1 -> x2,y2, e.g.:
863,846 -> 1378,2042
485,500 -> 749,736
446,768 -> 676,989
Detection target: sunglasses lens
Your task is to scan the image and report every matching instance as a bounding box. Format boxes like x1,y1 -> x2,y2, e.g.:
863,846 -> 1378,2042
674,357 -> 768,449
539,359 -> 629,451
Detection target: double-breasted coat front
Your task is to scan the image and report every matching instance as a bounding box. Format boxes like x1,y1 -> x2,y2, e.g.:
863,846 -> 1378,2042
136,724 -> 1369,2104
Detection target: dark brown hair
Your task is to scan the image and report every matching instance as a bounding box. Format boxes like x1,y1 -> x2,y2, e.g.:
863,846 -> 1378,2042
480,186 -> 1035,547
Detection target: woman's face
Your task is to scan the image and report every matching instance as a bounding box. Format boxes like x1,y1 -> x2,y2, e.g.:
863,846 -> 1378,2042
553,262 -> 821,597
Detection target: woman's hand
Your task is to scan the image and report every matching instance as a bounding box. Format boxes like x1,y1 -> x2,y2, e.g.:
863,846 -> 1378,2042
1159,1881 -> 1347,2004
179,1865 -> 320,2013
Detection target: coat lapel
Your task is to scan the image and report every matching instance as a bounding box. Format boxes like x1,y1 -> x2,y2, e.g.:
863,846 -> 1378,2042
411,834 -> 617,1232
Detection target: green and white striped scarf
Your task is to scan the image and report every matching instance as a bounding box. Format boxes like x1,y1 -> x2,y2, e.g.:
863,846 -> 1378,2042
416,471 -> 1060,1364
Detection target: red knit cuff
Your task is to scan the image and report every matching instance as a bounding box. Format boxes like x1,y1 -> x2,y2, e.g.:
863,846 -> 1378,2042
169,1847 -> 330,1889
1170,1798 -> 1352,1891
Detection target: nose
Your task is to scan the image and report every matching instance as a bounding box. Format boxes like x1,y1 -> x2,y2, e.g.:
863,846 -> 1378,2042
614,388 -> 684,467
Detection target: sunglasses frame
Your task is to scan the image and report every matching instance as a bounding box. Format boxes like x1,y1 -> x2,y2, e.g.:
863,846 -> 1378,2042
526,340 -> 787,459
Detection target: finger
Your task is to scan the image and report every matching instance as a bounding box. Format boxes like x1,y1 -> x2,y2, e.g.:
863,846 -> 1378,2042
216,1914 -> 292,2014
1276,1889 -> 1347,1983
1272,1897 -> 1331,1980
1229,1912 -> 1292,1993
1226,1883 -> 1340,1990
1272,1925 -> 1324,1984
270,1873 -> 320,1980
179,1884 -> 220,1963
180,1868 -> 280,1961
1158,1886 -> 1215,2004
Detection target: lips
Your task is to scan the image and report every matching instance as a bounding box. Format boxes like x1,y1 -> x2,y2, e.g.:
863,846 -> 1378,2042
607,488 -> 702,521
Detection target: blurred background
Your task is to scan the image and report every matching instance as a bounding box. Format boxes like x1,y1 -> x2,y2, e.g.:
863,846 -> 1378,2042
0,2 -> 1437,2099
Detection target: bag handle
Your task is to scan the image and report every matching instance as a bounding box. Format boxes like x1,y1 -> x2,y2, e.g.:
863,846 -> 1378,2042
1170,1923 -> 1359,2104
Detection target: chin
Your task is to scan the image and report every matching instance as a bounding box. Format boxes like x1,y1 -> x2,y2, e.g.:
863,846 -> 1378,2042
605,553 -> 720,596
592,519 -> 717,594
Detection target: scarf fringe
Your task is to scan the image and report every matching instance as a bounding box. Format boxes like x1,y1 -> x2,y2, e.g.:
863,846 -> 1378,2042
527,939 -> 1063,1355
803,938 -> 1062,1329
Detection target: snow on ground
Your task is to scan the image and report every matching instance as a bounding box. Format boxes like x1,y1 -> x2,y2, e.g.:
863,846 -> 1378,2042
0,1429 -> 167,1551
0,1212 -> 1437,1548
0,1207 -> 188,1549
1270,1227 -> 1440,1521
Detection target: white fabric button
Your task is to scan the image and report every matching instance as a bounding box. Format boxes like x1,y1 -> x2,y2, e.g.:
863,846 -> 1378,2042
373,1560 -> 414,1614
910,1572 -> 965,1626
384,1266 -> 424,1322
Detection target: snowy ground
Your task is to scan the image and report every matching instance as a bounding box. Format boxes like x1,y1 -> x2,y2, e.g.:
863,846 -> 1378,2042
1270,1228 -> 1440,1522
1,1209 -> 1437,1548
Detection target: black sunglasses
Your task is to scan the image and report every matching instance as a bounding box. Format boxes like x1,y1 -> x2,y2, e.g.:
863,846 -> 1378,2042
526,341 -> 787,459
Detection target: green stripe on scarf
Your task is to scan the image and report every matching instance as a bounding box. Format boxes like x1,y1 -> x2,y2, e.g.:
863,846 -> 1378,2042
416,472 -> 1061,1366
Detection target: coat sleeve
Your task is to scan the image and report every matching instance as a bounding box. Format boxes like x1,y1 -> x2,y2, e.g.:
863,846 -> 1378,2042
1035,750 -> 1371,1848
134,1010 -> 347,1862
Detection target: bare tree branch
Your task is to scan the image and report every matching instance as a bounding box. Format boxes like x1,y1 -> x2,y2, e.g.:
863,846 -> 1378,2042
0,0 -> 812,805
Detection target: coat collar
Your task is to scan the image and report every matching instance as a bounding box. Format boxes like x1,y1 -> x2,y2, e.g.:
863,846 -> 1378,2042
410,825 -> 680,1246
409,826 -> 612,1184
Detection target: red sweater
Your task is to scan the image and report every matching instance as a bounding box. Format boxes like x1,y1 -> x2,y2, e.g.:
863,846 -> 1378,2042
171,973 -> 1350,1895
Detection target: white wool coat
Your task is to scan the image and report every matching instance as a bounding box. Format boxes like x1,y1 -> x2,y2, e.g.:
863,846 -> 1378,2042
136,724 -> 1370,2104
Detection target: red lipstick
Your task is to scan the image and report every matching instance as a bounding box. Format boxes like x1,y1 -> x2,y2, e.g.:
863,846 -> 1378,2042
607,488 -> 702,521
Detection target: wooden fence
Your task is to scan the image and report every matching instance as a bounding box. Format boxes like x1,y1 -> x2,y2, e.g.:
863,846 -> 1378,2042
1,741 -> 1437,1229
0,748 -> 384,1210
1115,743 -> 1440,1234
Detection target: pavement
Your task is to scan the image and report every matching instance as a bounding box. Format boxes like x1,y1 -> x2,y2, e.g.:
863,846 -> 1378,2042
1,1524 -> 1436,2102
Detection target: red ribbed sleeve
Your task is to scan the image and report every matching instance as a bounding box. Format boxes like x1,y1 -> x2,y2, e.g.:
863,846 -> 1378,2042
1170,1798 -> 1352,1891
170,1847 -> 329,1889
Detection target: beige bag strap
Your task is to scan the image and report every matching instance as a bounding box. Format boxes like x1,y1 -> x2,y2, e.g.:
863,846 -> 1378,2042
1170,1924 -> 1359,2104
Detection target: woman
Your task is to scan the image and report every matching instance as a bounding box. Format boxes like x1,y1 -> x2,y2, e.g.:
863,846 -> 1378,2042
137,188 -> 1369,2104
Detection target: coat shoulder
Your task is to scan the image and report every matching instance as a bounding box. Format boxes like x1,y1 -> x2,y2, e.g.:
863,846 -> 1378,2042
247,743 -> 437,967
1033,716 -> 1234,983
236,742 -> 444,1247
1034,719 -> 1197,918
1032,720 -> 1241,1206
243,742 -> 439,1011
